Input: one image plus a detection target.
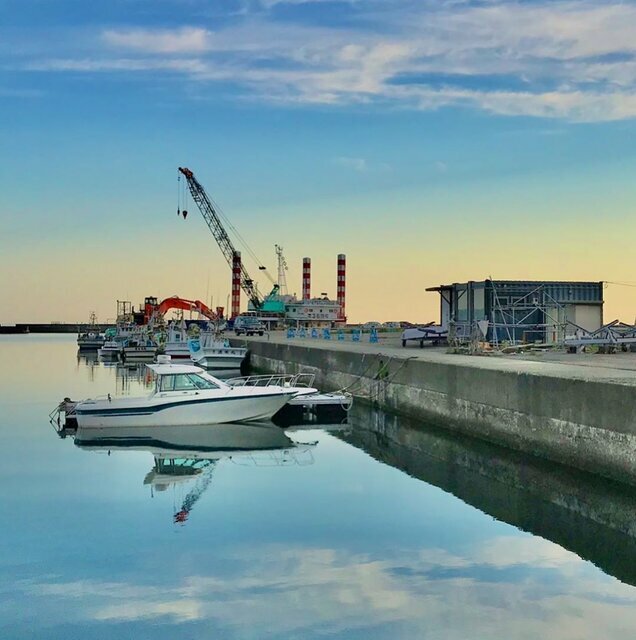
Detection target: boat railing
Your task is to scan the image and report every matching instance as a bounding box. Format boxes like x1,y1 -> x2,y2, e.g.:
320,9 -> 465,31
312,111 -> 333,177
225,373 -> 316,389
229,444 -> 317,467
49,398 -> 78,435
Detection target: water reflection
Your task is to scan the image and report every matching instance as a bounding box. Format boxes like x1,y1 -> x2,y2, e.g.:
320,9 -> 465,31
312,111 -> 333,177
76,349 -> 99,381
6,336 -> 636,639
71,423 -> 316,525
341,403 -> 636,588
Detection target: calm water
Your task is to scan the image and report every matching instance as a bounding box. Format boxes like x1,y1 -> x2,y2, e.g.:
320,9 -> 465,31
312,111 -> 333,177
3,335 -> 636,639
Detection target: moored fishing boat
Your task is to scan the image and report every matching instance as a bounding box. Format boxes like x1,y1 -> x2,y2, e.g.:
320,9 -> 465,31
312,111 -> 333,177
162,321 -> 191,360
98,340 -> 122,360
122,336 -> 158,362
77,331 -> 105,349
77,312 -> 105,349
188,331 -> 246,369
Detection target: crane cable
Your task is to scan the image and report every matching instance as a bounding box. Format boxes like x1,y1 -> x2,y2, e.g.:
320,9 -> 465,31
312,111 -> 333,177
176,174 -> 181,217
208,193 -> 276,285
179,170 -> 275,285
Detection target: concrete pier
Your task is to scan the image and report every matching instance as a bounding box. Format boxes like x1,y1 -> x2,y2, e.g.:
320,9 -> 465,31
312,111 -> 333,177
236,333 -> 636,485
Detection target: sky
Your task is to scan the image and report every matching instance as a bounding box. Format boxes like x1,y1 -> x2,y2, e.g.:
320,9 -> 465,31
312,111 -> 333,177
2,0 -> 636,324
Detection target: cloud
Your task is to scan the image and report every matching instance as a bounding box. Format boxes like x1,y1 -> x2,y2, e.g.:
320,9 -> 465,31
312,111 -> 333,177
333,156 -> 392,172
16,540 -> 636,638
12,1 -> 636,121
435,161 -> 447,172
103,27 -> 211,54
334,156 -> 369,172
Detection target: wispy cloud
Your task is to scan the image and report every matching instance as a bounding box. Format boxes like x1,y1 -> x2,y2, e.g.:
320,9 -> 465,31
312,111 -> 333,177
102,27 -> 211,54
334,156 -> 369,172
435,161 -> 447,172
333,156 -> 392,172
10,0 -> 636,121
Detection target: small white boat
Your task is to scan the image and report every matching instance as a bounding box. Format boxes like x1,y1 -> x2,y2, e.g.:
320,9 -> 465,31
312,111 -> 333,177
401,324 -> 448,347
162,322 -> 191,360
188,332 -> 247,369
98,340 -> 121,359
74,361 -> 315,428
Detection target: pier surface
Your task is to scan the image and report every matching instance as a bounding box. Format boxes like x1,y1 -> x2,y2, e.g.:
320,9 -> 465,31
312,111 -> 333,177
236,332 -> 636,485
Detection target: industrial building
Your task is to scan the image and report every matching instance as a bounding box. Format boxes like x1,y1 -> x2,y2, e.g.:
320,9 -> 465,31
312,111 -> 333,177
285,297 -> 342,328
427,279 -> 604,345
247,253 -> 347,328
283,255 -> 346,328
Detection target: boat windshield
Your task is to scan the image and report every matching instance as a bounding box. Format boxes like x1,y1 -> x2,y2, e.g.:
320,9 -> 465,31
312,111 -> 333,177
159,373 -> 220,392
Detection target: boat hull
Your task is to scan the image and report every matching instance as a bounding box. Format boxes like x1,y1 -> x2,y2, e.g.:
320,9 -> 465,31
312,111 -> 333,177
164,346 -> 191,359
98,348 -> 121,359
74,422 -> 295,453
78,340 -> 105,349
75,391 -> 294,428
122,348 -> 157,362
191,352 -> 246,369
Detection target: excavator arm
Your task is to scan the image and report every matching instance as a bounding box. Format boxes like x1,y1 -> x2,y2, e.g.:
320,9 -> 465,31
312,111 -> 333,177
156,296 -> 218,321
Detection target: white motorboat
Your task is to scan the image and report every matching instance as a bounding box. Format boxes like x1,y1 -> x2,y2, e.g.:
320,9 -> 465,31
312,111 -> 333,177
98,340 -> 121,359
74,361 -> 315,428
188,332 -> 247,369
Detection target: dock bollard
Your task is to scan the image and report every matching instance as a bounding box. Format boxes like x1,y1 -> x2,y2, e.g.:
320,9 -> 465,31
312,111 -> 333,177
369,328 -> 379,343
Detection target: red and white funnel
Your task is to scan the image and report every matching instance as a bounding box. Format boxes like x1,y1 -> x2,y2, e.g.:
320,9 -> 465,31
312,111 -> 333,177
302,257 -> 311,301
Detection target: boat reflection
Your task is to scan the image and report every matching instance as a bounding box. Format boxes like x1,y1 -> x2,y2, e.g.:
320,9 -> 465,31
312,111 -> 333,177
341,403 -> 636,588
76,350 -> 99,381
73,422 -> 317,525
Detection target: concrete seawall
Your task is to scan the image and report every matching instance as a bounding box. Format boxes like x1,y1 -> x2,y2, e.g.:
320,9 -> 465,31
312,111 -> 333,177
236,335 -> 636,485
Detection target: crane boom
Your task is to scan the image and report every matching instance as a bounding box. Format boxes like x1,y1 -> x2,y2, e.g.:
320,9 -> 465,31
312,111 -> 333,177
178,167 -> 263,309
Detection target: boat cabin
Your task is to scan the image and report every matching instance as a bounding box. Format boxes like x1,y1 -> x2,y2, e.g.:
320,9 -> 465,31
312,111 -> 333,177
147,363 -> 229,394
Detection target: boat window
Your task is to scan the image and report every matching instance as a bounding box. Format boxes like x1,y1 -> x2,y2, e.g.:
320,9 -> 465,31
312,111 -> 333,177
159,374 -> 196,391
159,375 -> 176,392
188,374 -> 219,390
173,374 -> 199,391
159,373 -> 219,391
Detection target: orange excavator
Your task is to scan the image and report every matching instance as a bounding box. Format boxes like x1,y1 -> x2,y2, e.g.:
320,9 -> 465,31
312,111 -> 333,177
143,296 -> 223,324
